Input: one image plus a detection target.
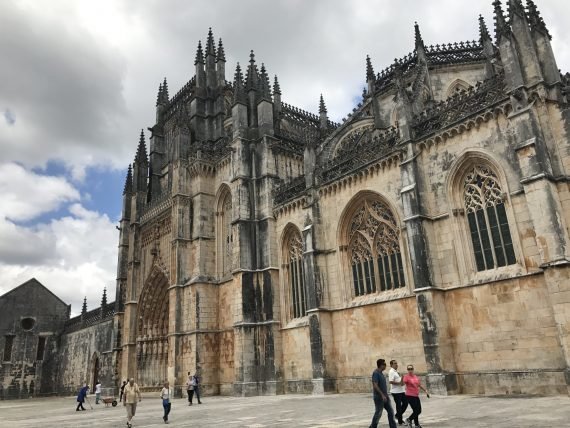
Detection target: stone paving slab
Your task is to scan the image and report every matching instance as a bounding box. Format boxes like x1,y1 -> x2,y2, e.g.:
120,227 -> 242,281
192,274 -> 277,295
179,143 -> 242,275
0,393 -> 569,427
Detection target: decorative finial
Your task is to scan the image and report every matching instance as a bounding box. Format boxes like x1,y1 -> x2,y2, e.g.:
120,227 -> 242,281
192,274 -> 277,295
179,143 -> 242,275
206,28 -> 216,56
81,297 -> 87,315
135,129 -> 148,164
479,15 -> 491,44
194,40 -> 204,65
273,75 -> 281,95
216,38 -> 226,62
414,21 -> 425,50
507,0 -> 525,19
123,164 -> 133,195
162,77 -> 169,101
319,94 -> 327,114
366,55 -> 375,82
526,0 -> 551,39
156,83 -> 163,106
493,0 -> 510,43
245,50 -> 258,92
258,63 -> 272,100
233,63 -> 247,104
101,288 -> 107,308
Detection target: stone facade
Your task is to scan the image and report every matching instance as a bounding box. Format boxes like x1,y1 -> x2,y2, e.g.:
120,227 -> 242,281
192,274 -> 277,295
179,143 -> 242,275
3,0 -> 569,400
112,0 -> 570,397
0,279 -> 118,399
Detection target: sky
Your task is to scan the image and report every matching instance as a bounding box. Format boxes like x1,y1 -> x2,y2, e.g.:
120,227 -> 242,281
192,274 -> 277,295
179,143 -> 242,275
1,0 -> 569,316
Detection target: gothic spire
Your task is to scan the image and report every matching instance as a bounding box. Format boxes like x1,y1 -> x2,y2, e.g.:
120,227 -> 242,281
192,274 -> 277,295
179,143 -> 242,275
258,63 -> 272,101
123,164 -> 133,195
156,83 -> 163,106
526,0 -> 551,39
319,94 -> 327,114
206,27 -> 216,57
233,63 -> 247,105
414,21 -> 425,50
507,0 -> 525,19
194,40 -> 204,65
479,14 -> 492,44
245,50 -> 259,92
162,77 -> 169,102
216,38 -> 226,62
101,288 -> 107,308
493,0 -> 510,43
366,55 -> 375,82
81,297 -> 87,315
273,75 -> 281,95
135,129 -> 148,164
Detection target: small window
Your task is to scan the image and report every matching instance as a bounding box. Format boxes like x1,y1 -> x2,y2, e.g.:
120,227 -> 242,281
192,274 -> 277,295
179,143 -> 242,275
36,337 -> 47,361
4,336 -> 14,361
21,317 -> 36,331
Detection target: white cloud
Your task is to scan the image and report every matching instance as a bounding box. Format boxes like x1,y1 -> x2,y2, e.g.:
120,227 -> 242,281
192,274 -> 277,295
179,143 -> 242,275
0,164 -> 117,315
0,162 -> 80,221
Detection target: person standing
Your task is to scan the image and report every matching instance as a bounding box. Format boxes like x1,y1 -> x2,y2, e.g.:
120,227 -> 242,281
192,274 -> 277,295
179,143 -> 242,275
389,360 -> 407,425
76,383 -> 89,411
119,380 -> 127,403
186,372 -> 194,406
123,378 -> 142,428
192,372 -> 202,404
369,359 -> 397,428
95,380 -> 102,404
160,380 -> 173,424
403,365 -> 429,428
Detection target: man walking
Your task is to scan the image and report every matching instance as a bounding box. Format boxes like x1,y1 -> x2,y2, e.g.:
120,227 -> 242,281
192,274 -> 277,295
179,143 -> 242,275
123,378 -> 142,428
95,380 -> 102,404
369,358 -> 397,428
389,360 -> 407,425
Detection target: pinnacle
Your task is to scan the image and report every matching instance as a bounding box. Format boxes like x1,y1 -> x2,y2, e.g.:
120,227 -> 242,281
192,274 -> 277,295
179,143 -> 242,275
319,94 -> 327,114
206,27 -> 216,57
135,129 -> 148,164
156,83 -> 163,106
245,50 -> 259,92
507,0 -> 525,18
162,77 -> 169,101
479,15 -> 491,43
81,297 -> 87,315
217,38 -> 226,62
273,75 -> 281,95
259,63 -> 272,100
101,288 -> 107,307
366,55 -> 375,81
526,0 -> 551,38
233,62 -> 247,104
123,164 -> 133,195
195,40 -> 204,64
493,0 -> 510,43
414,21 -> 425,49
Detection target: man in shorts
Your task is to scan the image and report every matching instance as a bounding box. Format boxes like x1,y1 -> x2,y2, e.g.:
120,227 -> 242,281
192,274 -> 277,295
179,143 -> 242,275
123,378 -> 142,428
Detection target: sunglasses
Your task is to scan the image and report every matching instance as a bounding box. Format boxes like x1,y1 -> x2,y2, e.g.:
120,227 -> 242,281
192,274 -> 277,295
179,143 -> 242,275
407,367 -> 414,370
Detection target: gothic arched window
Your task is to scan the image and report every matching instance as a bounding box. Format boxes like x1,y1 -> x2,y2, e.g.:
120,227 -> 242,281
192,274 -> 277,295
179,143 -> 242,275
284,227 -> 306,319
348,200 -> 405,296
221,192 -> 232,276
464,165 -> 516,271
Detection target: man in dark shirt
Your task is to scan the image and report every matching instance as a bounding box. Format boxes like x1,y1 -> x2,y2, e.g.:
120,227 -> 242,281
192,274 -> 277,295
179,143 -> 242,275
369,358 -> 398,428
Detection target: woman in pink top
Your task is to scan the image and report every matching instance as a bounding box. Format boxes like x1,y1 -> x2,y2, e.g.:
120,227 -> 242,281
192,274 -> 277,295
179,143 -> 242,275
403,365 -> 429,428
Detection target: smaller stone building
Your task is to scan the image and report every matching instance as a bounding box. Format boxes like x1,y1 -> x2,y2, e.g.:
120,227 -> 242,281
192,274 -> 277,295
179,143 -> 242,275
0,279 -> 116,399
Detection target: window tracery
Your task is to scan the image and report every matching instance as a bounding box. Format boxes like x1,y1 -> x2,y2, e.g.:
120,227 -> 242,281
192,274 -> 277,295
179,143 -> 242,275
285,228 -> 306,319
464,165 -> 516,271
222,194 -> 232,276
348,199 -> 405,296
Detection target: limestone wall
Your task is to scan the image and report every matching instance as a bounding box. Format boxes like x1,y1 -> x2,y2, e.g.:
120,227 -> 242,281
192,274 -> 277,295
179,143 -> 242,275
57,319 -> 115,396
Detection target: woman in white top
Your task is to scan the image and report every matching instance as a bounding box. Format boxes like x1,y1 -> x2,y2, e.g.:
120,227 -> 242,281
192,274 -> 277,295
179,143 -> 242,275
160,381 -> 173,424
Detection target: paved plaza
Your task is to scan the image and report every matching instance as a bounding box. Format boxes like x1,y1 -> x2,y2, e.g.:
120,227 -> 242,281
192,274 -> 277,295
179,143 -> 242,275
0,392 -> 568,427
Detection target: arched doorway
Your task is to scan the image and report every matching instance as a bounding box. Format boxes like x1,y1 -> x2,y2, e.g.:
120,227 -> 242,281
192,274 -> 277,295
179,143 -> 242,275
91,353 -> 100,391
136,268 -> 169,389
